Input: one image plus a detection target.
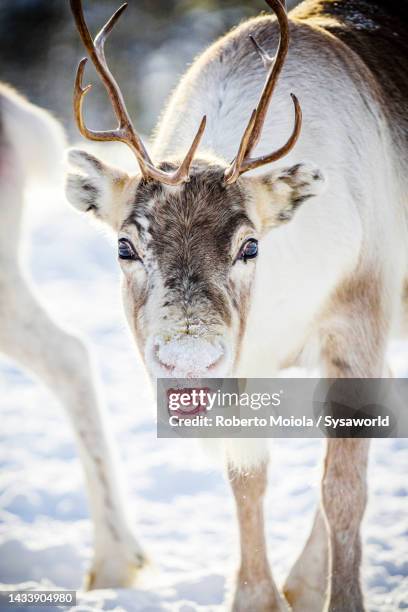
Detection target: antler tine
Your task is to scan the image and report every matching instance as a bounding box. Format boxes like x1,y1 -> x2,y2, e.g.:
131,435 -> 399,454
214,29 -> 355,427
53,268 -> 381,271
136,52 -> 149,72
74,56 -> 143,146
170,115 -> 208,183
225,0 -> 301,184
249,35 -> 275,70
94,3 -> 128,62
74,58 -> 93,141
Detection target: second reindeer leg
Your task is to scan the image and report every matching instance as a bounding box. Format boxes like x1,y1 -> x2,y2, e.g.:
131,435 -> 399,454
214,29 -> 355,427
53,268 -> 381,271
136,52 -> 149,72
229,462 -> 288,612
0,272 -> 148,589
283,506 -> 328,611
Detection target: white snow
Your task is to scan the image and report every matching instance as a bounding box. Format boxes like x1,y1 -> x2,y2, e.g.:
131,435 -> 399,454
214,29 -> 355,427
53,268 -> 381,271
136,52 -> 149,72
0,154 -> 407,611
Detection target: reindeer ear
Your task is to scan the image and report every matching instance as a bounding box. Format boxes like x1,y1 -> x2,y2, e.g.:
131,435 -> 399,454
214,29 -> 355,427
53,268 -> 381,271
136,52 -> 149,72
65,149 -> 131,229
252,162 -> 326,231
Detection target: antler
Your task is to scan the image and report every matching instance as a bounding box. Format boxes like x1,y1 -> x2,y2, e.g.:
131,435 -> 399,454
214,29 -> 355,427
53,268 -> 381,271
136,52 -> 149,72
224,0 -> 302,184
70,0 -> 206,185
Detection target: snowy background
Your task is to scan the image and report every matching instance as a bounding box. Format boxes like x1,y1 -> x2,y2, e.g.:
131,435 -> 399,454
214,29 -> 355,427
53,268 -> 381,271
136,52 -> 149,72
0,142 -> 407,612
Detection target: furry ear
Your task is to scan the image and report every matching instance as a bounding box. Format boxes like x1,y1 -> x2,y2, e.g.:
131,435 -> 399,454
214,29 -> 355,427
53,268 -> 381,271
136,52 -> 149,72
250,162 -> 326,231
65,149 -> 131,229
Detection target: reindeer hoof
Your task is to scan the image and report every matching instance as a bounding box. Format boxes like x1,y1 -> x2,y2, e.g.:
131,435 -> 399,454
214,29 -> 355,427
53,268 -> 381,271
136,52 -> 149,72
84,546 -> 149,590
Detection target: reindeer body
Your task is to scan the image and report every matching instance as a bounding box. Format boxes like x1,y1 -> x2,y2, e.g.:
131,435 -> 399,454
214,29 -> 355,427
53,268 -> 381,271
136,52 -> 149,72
66,0 -> 408,609
154,1 -> 408,378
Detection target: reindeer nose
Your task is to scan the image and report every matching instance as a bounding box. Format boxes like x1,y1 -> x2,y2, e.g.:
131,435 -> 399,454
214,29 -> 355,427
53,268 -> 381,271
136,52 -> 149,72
154,336 -> 224,377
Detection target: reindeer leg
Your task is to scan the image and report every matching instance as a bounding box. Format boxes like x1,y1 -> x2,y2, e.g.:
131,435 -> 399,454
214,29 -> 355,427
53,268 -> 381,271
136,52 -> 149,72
321,438 -> 370,612
283,506 -> 328,611
0,272 -> 147,589
229,462 -> 288,612
317,271 -> 390,611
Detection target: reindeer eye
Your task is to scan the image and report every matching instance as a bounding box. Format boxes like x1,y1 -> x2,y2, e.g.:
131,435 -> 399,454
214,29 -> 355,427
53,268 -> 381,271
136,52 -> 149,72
118,238 -> 138,261
238,238 -> 258,263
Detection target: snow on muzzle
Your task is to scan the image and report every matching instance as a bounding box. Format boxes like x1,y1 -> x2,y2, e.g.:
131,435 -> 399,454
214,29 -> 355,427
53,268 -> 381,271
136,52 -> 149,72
151,335 -> 226,378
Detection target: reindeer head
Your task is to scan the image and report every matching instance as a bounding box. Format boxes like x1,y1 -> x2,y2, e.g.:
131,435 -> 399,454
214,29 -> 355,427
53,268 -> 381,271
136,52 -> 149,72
66,0 -> 325,378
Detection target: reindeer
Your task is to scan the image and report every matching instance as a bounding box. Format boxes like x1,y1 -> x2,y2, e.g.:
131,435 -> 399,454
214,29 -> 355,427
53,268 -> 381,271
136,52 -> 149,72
66,0 -> 408,609
0,84 -> 146,589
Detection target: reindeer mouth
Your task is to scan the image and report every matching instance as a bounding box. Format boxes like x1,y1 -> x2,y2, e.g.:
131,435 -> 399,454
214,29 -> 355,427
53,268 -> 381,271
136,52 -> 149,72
167,387 -> 211,419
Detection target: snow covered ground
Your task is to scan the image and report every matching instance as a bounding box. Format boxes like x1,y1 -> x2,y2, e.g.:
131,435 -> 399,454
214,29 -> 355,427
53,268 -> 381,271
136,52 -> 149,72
0,153 -> 407,611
